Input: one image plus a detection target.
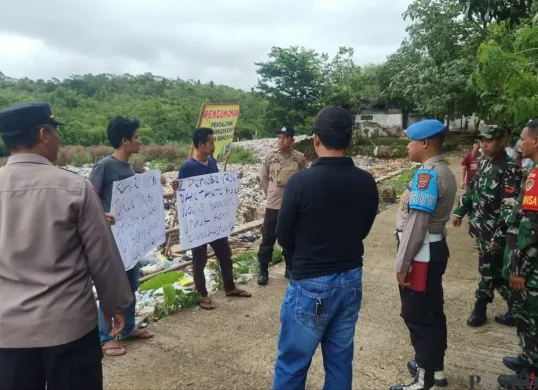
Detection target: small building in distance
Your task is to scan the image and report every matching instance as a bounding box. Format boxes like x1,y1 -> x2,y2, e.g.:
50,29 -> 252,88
355,105 -> 481,137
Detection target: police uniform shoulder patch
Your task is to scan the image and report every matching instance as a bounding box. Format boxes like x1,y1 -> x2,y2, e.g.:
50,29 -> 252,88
408,168 -> 439,214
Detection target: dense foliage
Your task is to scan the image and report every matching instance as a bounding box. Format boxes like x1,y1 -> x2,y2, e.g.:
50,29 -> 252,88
0,73 -> 268,146
2,0 -> 538,147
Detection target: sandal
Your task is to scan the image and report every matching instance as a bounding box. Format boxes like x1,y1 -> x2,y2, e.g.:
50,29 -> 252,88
199,298 -> 216,310
122,329 -> 153,341
225,289 -> 252,298
102,341 -> 126,357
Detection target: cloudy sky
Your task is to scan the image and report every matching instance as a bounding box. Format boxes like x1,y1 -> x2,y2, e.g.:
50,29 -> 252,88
0,0 -> 412,91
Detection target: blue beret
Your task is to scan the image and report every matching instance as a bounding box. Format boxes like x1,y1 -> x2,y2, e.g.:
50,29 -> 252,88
405,119 -> 446,141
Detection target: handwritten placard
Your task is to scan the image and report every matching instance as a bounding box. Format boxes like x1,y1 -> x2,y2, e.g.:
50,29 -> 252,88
110,170 -> 166,270
177,171 -> 240,250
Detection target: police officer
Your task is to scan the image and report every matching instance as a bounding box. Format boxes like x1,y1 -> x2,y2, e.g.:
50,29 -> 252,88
392,120 -> 457,390
453,125 -> 522,327
0,103 -> 132,389
257,126 -> 306,285
498,119 -> 538,389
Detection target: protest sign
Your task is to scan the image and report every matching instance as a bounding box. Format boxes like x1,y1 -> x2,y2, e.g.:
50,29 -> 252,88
176,171 -> 240,250
110,170 -> 166,270
196,102 -> 240,161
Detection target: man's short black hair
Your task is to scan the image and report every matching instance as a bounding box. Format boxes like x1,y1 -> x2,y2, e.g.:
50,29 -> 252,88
192,127 -> 214,148
1,124 -> 53,151
527,119 -> 538,136
316,131 -> 352,150
107,117 -> 139,149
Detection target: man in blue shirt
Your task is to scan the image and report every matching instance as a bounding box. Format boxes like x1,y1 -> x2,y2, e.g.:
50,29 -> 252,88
172,128 -> 251,310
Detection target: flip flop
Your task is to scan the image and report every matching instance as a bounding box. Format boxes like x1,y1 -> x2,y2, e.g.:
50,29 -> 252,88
102,343 -> 126,357
225,289 -> 252,298
122,329 -> 153,341
199,299 -> 216,310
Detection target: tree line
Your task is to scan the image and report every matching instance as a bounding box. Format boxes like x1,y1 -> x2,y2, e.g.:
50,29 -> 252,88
0,0 -> 537,146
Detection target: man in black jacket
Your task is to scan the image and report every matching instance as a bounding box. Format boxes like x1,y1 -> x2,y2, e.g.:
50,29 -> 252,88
272,106 -> 379,390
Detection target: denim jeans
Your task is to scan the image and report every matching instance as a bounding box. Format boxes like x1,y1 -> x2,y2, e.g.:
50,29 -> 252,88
273,267 -> 363,390
97,262 -> 140,345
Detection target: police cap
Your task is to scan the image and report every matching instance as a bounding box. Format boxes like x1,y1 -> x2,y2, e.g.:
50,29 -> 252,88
0,102 -> 66,134
277,126 -> 295,137
405,119 -> 446,141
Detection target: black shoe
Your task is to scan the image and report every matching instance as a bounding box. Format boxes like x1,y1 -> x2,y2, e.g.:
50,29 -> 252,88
284,269 -> 292,280
257,269 -> 269,286
498,369 -> 538,390
407,360 -> 448,387
496,302 -> 516,326
503,355 -> 531,373
390,368 -> 436,390
467,298 -> 488,327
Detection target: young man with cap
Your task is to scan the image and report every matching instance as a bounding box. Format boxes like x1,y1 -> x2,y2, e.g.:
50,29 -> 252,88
172,127 -> 251,310
391,120 -> 457,390
498,119 -> 538,389
272,106 -> 379,390
0,103 -> 132,390
257,126 -> 306,285
453,125 -> 522,327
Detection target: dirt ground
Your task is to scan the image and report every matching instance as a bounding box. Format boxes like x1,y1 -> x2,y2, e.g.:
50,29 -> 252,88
103,160 -> 520,390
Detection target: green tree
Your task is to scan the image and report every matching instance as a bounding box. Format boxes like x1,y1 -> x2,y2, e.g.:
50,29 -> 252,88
255,46 -> 325,129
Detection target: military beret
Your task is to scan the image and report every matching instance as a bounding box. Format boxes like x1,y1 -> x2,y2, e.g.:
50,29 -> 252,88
0,102 -> 66,134
405,119 -> 446,141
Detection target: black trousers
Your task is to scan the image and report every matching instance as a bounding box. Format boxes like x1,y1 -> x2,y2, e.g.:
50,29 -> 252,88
192,237 -> 236,298
0,327 -> 103,390
258,208 -> 291,271
399,239 -> 449,371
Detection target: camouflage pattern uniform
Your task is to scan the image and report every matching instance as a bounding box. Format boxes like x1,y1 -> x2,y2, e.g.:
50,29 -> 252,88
454,128 -> 522,306
508,164 -> 538,365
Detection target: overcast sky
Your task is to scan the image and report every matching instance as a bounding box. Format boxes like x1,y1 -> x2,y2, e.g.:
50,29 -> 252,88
0,0 -> 412,91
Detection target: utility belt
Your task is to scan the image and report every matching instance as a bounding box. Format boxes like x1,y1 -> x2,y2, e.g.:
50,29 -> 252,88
396,231 -> 445,292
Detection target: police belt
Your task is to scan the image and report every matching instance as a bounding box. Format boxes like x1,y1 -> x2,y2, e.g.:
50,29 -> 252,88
395,230 -> 444,243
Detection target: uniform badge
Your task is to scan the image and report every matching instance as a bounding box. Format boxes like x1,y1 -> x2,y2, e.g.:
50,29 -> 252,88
527,179 -> 534,192
417,173 -> 432,190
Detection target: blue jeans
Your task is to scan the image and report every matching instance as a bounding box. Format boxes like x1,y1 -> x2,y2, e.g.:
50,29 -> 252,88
97,262 -> 140,345
273,267 -> 363,390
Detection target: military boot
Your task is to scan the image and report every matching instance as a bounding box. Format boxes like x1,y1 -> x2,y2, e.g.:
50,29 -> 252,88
503,355 -> 531,373
495,302 -> 516,326
407,360 -> 448,387
498,369 -> 538,390
257,267 -> 269,286
467,298 -> 488,327
390,368 -> 436,390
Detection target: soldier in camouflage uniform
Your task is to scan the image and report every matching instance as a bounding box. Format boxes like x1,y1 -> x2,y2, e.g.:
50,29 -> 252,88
453,125 -> 522,327
498,120 -> 538,390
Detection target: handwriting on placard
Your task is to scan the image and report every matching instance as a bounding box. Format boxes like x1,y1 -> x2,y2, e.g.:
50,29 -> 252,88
176,171 -> 240,250
110,170 -> 166,270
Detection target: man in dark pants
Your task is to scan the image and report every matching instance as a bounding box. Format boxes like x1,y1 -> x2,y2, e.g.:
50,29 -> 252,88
257,126 -> 306,285
172,128 -> 251,310
0,103 -> 132,390
391,120 -> 457,390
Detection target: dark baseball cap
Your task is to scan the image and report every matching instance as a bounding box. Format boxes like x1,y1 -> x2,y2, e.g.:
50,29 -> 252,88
0,102 -> 66,134
313,106 -> 353,133
277,126 -> 295,137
